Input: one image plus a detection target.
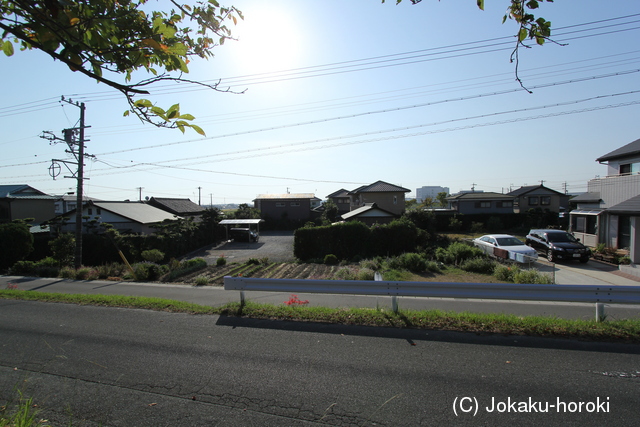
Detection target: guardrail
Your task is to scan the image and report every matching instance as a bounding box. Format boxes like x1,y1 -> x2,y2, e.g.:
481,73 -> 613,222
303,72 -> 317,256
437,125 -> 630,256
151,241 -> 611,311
223,276 -> 640,321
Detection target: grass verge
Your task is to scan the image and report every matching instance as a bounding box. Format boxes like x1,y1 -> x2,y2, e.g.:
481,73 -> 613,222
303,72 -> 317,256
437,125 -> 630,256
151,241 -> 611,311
1,290 -> 639,343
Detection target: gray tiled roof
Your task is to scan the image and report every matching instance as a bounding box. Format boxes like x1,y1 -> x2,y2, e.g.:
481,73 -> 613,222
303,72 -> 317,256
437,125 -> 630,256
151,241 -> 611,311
447,192 -> 513,200
349,180 -> 410,194
0,184 -> 54,199
254,193 -> 315,200
607,195 -> 640,214
507,185 -> 563,197
596,138 -> 640,163
326,189 -> 350,198
148,197 -> 206,215
571,192 -> 601,203
341,203 -> 395,220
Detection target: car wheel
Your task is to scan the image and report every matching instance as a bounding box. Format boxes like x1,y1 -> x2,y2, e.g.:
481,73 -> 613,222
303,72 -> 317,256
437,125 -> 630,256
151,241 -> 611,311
580,257 -> 589,263
547,250 -> 555,262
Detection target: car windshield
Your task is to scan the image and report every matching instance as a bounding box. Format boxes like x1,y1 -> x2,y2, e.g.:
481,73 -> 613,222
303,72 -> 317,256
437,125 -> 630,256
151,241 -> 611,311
496,237 -> 524,246
546,232 -> 577,243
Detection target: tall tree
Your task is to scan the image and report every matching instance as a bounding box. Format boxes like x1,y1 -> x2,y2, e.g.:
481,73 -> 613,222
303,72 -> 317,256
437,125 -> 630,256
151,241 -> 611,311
0,0 -> 242,134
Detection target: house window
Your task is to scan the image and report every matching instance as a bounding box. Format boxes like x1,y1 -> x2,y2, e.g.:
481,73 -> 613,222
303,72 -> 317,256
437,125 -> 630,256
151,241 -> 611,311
88,208 -> 93,215
572,215 -> 597,235
529,196 -> 539,206
290,202 -> 300,207
620,163 -> 640,175
96,208 -> 101,215
393,196 -> 398,205
497,201 -> 513,208
474,201 -> 491,208
275,202 -> 285,207
540,196 -> 551,206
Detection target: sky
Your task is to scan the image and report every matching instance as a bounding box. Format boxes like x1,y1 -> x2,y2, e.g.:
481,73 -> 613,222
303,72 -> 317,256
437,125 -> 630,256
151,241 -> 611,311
1,0 -> 640,206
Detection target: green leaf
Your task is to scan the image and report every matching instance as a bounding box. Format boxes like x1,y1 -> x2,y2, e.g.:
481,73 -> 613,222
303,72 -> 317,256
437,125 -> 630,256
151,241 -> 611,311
476,0 -> 484,11
2,40 -> 14,56
177,113 -> 195,121
191,124 -> 206,136
123,110 -> 130,117
134,99 -> 153,108
518,28 -> 528,42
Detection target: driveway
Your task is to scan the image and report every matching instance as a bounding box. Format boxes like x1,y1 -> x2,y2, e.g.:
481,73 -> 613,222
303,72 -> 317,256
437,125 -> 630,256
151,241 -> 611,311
188,230 -> 295,264
535,259 -> 640,285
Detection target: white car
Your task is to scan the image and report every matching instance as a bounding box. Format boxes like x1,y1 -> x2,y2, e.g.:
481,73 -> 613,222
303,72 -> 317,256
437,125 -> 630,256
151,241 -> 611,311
473,234 -> 538,263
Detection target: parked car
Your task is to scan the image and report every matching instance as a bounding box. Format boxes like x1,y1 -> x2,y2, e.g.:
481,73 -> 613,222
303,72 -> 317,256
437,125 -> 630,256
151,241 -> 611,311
230,228 -> 259,242
525,229 -> 590,263
472,234 -> 538,263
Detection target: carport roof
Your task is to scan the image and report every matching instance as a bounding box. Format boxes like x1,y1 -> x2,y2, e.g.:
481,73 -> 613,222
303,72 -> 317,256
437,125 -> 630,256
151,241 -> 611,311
219,219 -> 265,225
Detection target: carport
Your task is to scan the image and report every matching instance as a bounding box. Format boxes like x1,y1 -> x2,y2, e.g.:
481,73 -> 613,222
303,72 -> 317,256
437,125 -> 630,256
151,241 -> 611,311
219,219 -> 265,241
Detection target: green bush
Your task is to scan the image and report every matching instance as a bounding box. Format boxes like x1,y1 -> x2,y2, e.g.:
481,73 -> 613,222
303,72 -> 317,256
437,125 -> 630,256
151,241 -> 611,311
141,249 -> 165,263
460,257 -> 496,274
10,257 -> 59,277
470,222 -> 484,234
333,267 -> 356,280
357,268 -> 375,281
216,257 -> 227,266
513,269 -> 554,284
444,242 -> 485,265
48,233 -> 75,266
132,262 -> 168,281
493,264 -> 515,282
435,247 -> 455,265
424,260 -> 442,273
10,260 -> 35,275
359,258 -> 382,271
75,267 -> 97,280
324,254 -> 339,265
96,263 -> 126,279
60,266 -> 77,279
194,276 -> 210,286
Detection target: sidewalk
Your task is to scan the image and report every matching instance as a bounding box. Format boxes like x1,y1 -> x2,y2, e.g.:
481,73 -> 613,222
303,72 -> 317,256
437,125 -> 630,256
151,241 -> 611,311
2,275 -> 640,321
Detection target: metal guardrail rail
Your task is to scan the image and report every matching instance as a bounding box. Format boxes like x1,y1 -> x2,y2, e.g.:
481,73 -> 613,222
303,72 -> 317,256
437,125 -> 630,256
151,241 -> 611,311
224,276 -> 640,321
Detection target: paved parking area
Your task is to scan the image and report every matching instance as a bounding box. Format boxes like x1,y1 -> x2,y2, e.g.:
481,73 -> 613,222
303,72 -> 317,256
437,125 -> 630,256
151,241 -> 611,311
188,230 -> 295,264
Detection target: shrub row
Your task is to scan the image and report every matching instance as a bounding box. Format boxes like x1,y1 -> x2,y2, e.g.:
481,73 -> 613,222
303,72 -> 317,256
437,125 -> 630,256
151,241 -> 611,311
294,219 -> 428,261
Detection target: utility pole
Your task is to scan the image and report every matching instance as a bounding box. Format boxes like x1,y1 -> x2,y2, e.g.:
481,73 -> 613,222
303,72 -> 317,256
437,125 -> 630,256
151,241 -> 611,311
137,187 -> 144,201
42,97 -> 92,269
198,186 -> 202,205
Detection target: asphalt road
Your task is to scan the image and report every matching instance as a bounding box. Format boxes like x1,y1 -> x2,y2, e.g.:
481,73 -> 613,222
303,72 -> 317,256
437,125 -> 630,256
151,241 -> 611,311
1,300 -> 638,426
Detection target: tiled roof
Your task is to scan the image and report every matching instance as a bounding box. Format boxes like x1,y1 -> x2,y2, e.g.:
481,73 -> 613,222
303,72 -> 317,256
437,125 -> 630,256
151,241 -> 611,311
447,192 -> 513,200
341,203 -> 395,220
326,189 -> 350,198
0,184 -> 54,199
148,197 -> 206,215
254,193 -> 315,200
571,192 -> 601,203
349,180 -> 410,194
608,195 -> 640,214
596,138 -> 640,163
507,185 -> 563,197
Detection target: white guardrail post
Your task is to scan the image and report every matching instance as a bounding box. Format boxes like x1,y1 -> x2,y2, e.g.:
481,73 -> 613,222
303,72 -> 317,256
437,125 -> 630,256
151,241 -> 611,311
223,276 -> 640,320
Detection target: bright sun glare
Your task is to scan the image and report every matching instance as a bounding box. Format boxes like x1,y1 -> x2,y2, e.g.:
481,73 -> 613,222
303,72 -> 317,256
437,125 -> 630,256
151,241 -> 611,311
233,6 -> 303,73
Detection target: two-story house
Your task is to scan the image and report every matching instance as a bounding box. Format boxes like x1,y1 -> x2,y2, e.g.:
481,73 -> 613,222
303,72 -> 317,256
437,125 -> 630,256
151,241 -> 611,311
253,193 -> 317,222
571,138 -> 640,263
346,180 -> 410,217
446,192 -> 515,214
507,185 -> 570,214
0,184 -> 57,224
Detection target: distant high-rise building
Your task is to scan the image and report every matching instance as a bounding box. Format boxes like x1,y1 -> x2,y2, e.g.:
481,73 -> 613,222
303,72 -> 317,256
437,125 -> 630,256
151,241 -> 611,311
416,186 -> 450,203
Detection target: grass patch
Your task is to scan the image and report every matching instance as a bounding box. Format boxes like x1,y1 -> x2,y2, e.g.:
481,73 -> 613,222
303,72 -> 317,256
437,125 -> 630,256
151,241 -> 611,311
2,290 -> 639,343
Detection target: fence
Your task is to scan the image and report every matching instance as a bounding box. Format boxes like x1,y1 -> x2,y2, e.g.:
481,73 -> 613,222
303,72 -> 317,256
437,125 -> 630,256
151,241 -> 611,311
224,276 -> 640,321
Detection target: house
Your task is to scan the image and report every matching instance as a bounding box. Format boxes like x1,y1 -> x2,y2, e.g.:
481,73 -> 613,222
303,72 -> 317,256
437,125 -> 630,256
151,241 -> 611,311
0,184 -> 57,224
341,203 -> 397,225
446,192 -> 515,214
253,193 -> 316,222
507,185 -> 570,214
326,189 -> 352,214
347,180 -> 410,216
146,197 -> 207,217
416,186 -> 449,204
55,200 -> 182,235
570,138 -> 640,262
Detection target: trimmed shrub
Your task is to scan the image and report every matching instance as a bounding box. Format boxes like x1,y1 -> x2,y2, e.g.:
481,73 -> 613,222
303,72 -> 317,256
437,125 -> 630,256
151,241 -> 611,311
493,264 -> 515,282
75,267 -> 97,280
194,276 -> 210,286
132,262 -> 168,281
324,254 -> 339,265
444,242 -> 485,265
460,257 -> 496,274
59,266 -> 77,279
216,257 -> 227,266
513,269 -> 553,284
141,249 -> 165,263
